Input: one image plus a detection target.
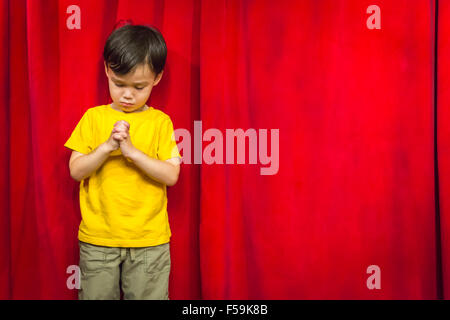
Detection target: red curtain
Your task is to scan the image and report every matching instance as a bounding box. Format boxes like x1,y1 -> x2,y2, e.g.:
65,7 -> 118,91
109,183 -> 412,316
438,0 -> 450,300
0,0 -> 447,299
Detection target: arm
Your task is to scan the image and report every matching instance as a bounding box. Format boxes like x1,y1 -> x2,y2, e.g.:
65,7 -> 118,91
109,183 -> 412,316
128,149 -> 180,186
69,143 -> 113,182
69,122 -> 126,181
112,120 -> 181,186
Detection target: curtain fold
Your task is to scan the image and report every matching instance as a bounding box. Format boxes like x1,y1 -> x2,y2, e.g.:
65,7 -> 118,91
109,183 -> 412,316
438,0 -> 450,300
0,0 -> 447,299
0,0 -> 11,300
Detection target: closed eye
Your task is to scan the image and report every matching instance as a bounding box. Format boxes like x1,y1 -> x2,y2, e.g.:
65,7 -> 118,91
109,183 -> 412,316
114,83 -> 144,90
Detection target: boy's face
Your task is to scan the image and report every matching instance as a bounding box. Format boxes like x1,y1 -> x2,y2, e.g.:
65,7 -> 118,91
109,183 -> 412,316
104,62 -> 163,113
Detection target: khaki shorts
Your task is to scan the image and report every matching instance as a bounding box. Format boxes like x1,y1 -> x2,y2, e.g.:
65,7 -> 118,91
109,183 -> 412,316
78,240 -> 171,300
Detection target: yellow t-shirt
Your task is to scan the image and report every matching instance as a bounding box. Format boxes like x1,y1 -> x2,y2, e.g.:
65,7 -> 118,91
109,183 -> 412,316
64,104 -> 181,247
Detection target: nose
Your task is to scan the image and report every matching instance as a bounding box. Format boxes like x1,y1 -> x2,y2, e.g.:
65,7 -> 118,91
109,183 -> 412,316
123,88 -> 133,100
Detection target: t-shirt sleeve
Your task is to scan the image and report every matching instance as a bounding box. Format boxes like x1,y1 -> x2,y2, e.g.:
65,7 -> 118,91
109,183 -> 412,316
64,110 -> 94,155
157,117 -> 181,162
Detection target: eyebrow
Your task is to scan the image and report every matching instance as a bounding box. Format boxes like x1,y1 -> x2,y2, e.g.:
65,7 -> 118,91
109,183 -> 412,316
111,77 -> 149,86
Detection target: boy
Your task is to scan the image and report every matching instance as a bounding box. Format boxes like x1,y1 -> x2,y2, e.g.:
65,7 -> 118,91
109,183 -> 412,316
64,25 -> 181,300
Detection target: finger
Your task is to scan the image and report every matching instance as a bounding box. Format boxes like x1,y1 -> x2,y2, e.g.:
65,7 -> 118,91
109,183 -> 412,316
113,133 -> 123,141
115,122 -> 129,130
120,120 -> 130,128
113,127 -> 126,135
114,122 -> 123,128
115,120 -> 130,128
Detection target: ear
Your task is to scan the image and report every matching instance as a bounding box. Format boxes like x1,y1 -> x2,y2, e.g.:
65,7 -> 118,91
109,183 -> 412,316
104,62 -> 109,78
153,70 -> 164,86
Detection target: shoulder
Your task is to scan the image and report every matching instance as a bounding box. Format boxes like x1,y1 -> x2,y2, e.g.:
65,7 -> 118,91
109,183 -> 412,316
80,105 -> 108,121
150,107 -> 174,125
85,105 -> 108,116
150,107 -> 171,120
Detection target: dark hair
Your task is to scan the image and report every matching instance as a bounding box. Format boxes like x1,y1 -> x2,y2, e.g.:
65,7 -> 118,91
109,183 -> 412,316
103,24 -> 167,76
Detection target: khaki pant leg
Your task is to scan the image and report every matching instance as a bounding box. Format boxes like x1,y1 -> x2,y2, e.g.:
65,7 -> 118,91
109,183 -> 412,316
78,241 -> 121,300
121,242 -> 171,300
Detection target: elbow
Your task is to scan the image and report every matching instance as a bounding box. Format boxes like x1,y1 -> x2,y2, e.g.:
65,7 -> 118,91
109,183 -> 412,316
70,170 -> 82,182
166,176 -> 178,187
69,166 -> 83,182
166,170 -> 180,187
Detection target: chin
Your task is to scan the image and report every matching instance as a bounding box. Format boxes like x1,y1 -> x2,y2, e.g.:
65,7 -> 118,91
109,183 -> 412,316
121,105 -> 136,111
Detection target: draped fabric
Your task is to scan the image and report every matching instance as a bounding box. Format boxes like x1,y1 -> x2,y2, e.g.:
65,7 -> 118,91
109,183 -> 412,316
0,0 -> 447,299
438,0 -> 450,300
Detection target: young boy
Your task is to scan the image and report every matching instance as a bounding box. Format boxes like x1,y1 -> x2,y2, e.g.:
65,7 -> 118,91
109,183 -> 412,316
64,25 -> 181,300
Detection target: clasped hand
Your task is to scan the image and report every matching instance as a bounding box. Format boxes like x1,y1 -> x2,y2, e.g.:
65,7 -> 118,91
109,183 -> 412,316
111,120 -> 136,158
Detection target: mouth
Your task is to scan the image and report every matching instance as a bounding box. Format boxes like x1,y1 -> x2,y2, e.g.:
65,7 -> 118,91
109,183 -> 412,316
120,102 -> 134,107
